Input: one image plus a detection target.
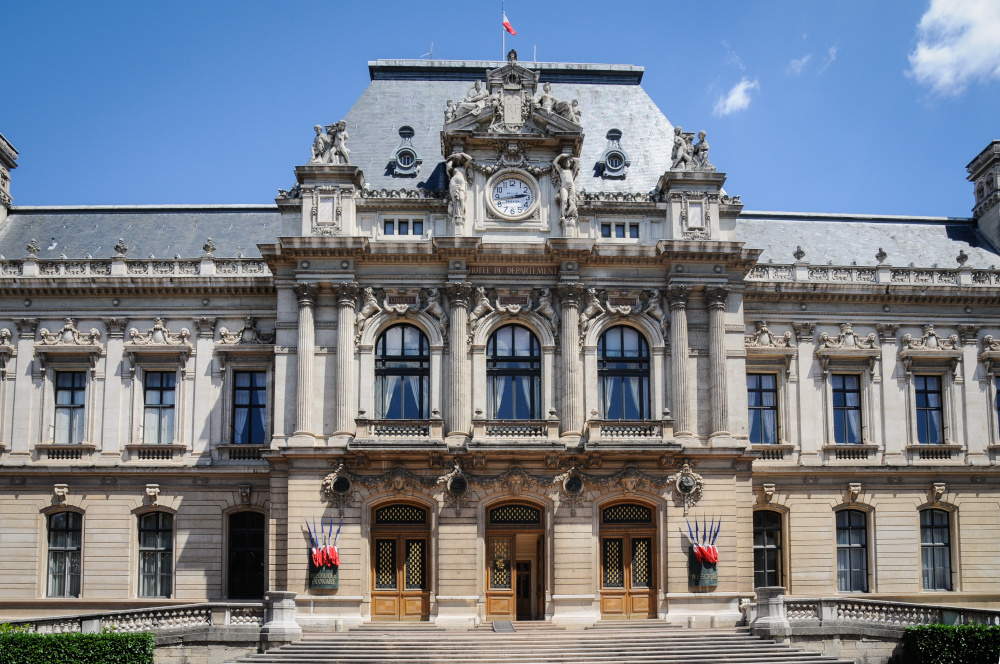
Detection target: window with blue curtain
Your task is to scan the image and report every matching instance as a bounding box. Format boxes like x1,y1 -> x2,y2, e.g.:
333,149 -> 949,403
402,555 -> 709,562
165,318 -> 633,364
915,375 -> 944,445
375,324 -> 429,419
598,326 -> 650,420
487,324 -> 540,419
836,509 -> 869,592
747,373 -> 779,445
233,371 -> 267,444
920,509 -> 952,591
832,374 -> 862,445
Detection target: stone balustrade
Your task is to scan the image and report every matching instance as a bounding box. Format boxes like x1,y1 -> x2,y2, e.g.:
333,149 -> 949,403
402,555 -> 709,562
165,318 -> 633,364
746,263 -> 999,288
5,601 -> 267,635
0,257 -> 271,278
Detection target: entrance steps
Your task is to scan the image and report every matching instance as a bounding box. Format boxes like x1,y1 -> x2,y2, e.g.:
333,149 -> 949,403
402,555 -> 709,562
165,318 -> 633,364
233,626 -> 855,663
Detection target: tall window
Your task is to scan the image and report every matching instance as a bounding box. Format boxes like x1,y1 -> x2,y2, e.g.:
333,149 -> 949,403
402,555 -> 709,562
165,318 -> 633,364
487,325 -> 541,419
143,371 -> 176,444
598,326 -> 650,420
375,325 -> 429,420
47,512 -> 82,598
54,371 -> 86,444
138,512 -> 173,598
747,374 -> 778,445
836,510 -> 869,592
920,509 -> 952,591
233,371 -> 267,444
832,374 -> 862,445
753,511 -> 782,588
915,376 -> 944,445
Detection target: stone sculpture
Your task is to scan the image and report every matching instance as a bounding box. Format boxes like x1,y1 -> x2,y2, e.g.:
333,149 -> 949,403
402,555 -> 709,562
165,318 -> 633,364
534,288 -> 560,335
422,288 -> 448,337
553,154 -> 580,226
671,126 -> 692,170
467,287 -> 495,331
454,81 -> 491,119
534,82 -> 557,114
692,131 -> 713,170
309,125 -> 332,164
642,290 -> 668,337
578,288 -> 605,337
672,127 -> 715,172
309,121 -> 350,165
446,152 -> 473,230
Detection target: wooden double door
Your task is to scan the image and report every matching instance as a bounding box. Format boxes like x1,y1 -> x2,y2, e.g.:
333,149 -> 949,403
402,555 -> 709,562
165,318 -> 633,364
599,503 -> 658,619
371,535 -> 430,620
486,533 -> 544,621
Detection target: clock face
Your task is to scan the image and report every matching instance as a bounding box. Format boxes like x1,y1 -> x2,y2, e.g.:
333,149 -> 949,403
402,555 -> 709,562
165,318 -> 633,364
490,176 -> 536,218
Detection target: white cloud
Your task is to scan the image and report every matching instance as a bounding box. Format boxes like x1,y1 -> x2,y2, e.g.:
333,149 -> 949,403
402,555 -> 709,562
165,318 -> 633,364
713,78 -> 759,117
908,0 -> 1000,96
721,40 -> 746,71
787,54 -> 812,75
818,46 -> 838,73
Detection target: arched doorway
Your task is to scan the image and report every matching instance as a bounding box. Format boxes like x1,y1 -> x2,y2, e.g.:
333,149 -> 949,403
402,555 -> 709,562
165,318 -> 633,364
370,502 -> 430,621
599,502 -> 657,619
485,502 -> 544,621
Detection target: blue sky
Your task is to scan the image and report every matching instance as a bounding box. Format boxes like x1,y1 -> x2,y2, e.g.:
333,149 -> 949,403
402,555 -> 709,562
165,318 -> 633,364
4,1 -> 1000,217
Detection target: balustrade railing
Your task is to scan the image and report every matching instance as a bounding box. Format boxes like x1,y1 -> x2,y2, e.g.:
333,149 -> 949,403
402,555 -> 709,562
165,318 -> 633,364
746,264 -> 998,288
1,257 -> 271,279
6,602 -> 267,635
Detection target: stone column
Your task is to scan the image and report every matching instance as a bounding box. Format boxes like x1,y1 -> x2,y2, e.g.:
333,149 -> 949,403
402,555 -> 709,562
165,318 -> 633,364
444,283 -> 471,439
667,286 -> 692,437
333,282 -> 358,436
293,283 -> 319,436
557,285 -> 583,438
100,318 -> 128,457
192,317 -> 217,455
705,286 -> 730,438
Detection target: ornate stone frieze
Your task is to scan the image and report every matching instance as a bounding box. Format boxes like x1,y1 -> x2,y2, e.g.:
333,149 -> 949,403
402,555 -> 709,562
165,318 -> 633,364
38,318 -> 101,346
745,321 -> 793,348
357,186 -> 446,200
578,190 -> 655,203
218,317 -> 275,345
900,324 -> 959,351
817,323 -> 878,349
128,319 -> 190,346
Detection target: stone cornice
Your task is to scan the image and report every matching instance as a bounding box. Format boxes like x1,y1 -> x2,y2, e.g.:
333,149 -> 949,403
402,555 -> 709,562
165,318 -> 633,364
0,277 -> 274,298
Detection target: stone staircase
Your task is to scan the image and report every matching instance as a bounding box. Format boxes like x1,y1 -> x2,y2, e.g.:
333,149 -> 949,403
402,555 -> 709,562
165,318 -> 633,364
231,624 -> 855,663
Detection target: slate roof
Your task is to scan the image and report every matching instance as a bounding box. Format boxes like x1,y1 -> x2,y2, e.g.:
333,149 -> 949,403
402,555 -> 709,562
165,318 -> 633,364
346,60 -> 673,194
737,211 -> 999,268
0,206 -> 281,259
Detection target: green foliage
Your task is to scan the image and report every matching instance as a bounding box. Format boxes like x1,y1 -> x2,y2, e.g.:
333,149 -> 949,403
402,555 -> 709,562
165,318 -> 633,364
0,632 -> 154,664
0,626 -> 28,636
902,625 -> 1000,664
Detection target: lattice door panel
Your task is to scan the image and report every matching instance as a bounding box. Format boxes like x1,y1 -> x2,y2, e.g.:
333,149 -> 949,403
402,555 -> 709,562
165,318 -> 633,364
489,537 -> 512,589
602,538 -> 624,588
631,537 -> 652,588
374,539 -> 397,590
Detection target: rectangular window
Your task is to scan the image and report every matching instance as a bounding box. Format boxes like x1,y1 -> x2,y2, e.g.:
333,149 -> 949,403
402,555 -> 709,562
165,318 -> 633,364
615,223 -> 626,238
54,371 -> 86,444
753,511 -> 782,588
398,219 -> 409,235
47,512 -> 82,598
384,219 -> 395,235
920,510 -> 952,591
601,223 -> 612,238
747,373 -> 779,444
138,512 -> 173,598
629,224 -> 639,239
143,371 -> 176,445
915,375 -> 944,445
836,510 -> 869,592
233,371 -> 267,445
411,219 -> 423,236
832,374 -> 862,445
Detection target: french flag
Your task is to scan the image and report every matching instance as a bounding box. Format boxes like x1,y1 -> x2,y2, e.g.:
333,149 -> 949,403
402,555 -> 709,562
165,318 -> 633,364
503,13 -> 516,36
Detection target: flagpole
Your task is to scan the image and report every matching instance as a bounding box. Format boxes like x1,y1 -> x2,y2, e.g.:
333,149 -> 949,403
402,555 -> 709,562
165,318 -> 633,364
501,0 -> 505,60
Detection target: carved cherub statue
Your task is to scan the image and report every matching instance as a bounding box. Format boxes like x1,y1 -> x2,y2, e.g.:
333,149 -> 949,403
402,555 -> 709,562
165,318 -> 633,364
331,120 -> 350,164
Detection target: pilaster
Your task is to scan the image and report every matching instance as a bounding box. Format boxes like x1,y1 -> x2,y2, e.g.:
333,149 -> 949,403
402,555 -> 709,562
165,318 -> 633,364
667,287 -> 692,437
333,282 -> 357,438
705,286 -> 730,440
99,318 -> 128,457
9,318 -> 38,457
294,283 -> 319,439
192,317 -> 217,456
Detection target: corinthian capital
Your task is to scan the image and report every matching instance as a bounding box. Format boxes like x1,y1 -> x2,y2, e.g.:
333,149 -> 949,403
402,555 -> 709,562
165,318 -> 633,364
333,282 -> 358,305
444,282 -> 472,308
556,284 -> 584,308
294,282 -> 320,306
666,285 -> 690,310
704,286 -> 730,310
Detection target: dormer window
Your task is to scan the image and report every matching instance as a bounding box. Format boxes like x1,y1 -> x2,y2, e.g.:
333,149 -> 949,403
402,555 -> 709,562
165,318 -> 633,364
391,126 -> 422,177
598,129 -> 631,179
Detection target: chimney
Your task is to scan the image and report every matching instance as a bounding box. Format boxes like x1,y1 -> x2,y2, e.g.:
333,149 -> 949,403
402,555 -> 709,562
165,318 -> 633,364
967,140 -> 1000,250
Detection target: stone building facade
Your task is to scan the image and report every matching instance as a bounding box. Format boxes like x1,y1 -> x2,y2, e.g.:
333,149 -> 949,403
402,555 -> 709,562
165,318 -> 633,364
1,54 -> 1000,628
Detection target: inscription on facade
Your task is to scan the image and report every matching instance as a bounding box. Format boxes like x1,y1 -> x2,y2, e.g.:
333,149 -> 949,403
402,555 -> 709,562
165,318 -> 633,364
386,296 -> 417,305
608,297 -> 638,307
469,265 -> 558,276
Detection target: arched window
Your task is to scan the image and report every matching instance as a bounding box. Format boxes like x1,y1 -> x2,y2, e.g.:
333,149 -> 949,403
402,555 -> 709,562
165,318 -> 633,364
138,512 -> 173,598
598,326 -> 650,420
487,324 -> 541,419
375,325 -> 429,419
836,509 -> 868,592
47,512 -> 82,598
753,511 -> 782,588
920,509 -> 952,591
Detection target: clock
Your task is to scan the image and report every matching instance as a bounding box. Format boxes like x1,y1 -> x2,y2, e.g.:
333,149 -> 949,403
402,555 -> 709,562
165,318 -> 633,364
488,172 -> 537,220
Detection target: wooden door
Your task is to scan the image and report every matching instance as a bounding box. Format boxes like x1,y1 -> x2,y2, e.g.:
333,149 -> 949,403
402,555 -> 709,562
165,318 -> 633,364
486,536 -> 514,619
600,534 -> 656,619
371,536 -> 429,621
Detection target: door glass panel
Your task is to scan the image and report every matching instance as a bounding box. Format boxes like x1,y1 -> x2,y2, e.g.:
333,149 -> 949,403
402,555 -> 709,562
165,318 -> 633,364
405,539 -> 426,590
631,537 -> 652,588
489,537 -> 512,590
375,539 -> 397,590
602,538 -> 624,588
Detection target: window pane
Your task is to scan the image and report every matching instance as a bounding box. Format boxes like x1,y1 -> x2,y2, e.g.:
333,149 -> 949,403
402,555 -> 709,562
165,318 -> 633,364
412,220 -> 423,235
629,224 -> 639,239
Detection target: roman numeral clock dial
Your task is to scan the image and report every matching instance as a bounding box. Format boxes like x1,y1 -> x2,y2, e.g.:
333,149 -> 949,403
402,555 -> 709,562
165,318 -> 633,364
489,174 -> 536,220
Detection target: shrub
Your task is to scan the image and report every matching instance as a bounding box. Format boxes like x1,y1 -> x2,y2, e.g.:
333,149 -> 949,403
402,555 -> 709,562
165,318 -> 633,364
902,624 -> 1000,664
0,632 -> 154,664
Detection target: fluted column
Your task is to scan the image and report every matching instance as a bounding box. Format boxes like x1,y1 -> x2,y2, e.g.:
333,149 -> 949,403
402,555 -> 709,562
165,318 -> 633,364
705,286 -> 731,438
667,286 -> 692,437
557,285 -> 584,437
445,283 -> 472,438
333,282 -> 358,436
293,283 -> 319,436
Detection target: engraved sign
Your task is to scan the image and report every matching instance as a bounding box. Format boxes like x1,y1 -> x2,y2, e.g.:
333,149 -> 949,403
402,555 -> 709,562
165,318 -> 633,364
386,296 -> 417,305
499,296 -> 529,306
309,563 -> 340,590
469,265 -> 558,276
608,297 -> 638,307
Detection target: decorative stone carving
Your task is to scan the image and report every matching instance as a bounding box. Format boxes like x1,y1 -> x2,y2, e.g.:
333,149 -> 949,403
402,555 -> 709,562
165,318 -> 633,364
309,121 -> 350,165
53,484 -> 69,503
446,152 -> 472,231
900,324 -> 959,351
666,463 -> 704,516
145,484 -> 160,505
577,288 -> 605,339
467,287 -> 495,333
553,154 -> 580,228
847,482 -> 861,504
218,317 -> 275,345
309,124 -> 332,163
931,482 -> 946,503
238,484 -> 251,505
641,290 -> 668,338
26,238 -> 40,256
670,126 -> 694,170
957,324 -> 981,345
875,323 -> 898,344
745,321 -> 793,348
762,483 -> 775,504
113,238 -> 128,256
128,318 -> 191,346
276,183 -> 301,199
598,129 -> 631,179
422,287 -> 449,338
202,238 -> 217,255
452,80 -> 492,120
692,130 -> 714,170
793,246 -> 806,261
534,288 -> 560,336
533,83 -> 581,124
391,126 -> 421,177
38,318 -> 101,346
382,290 -> 420,316
436,461 -> 471,515
876,247 -> 888,263
666,285 -> 690,310
791,321 -> 816,342
982,335 -> 1000,352
817,323 -> 878,349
